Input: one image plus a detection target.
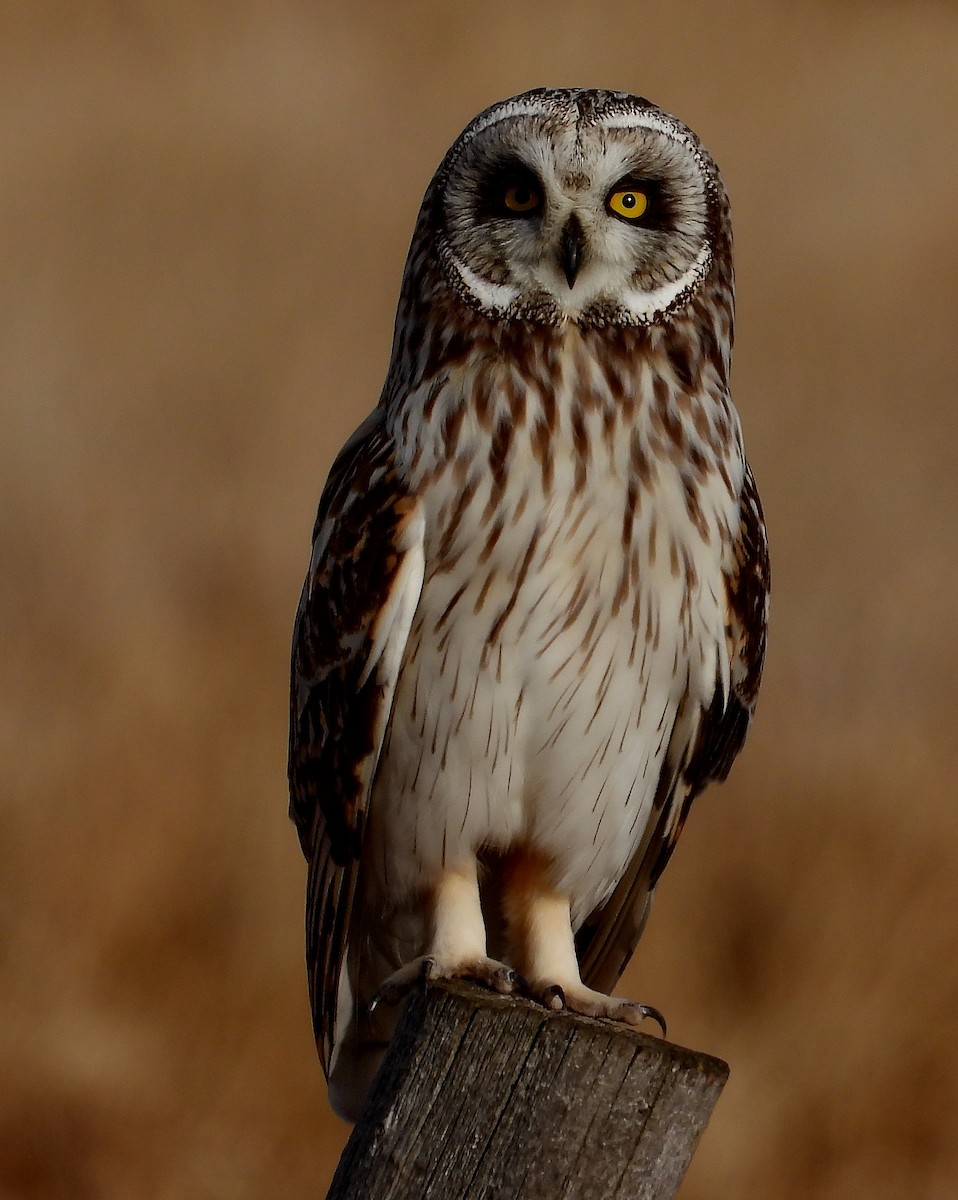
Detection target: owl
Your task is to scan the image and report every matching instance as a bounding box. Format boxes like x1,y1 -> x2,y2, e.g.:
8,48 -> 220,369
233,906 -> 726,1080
289,88 -> 769,1122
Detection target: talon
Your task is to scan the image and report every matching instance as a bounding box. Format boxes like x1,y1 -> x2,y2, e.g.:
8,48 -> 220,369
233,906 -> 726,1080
639,1004 -> 667,1038
542,983 -> 566,1011
490,965 -> 519,994
508,968 -> 529,994
369,956 -> 436,1013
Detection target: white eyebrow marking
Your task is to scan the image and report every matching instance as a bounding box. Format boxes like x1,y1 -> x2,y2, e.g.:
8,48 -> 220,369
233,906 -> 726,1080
596,109 -> 695,147
462,101 -> 553,142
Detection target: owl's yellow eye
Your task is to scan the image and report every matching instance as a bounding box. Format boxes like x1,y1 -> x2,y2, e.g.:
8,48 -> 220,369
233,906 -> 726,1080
607,188 -> 649,220
503,183 -> 541,214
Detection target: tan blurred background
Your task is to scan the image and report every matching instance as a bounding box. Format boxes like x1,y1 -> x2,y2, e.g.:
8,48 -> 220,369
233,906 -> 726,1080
2,2 -> 957,1196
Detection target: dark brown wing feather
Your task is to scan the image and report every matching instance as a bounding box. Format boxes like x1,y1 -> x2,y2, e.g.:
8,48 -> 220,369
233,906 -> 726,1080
577,463 -> 770,992
288,410 -> 424,1072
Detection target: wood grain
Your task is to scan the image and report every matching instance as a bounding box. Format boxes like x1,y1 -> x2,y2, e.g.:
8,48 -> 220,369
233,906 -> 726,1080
326,979 -> 728,1199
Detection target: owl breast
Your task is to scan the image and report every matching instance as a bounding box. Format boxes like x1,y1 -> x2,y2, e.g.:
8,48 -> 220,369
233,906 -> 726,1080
365,332 -> 739,927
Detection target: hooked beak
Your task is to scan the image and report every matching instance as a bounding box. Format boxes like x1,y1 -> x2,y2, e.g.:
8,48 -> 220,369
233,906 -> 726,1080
558,214 -> 585,289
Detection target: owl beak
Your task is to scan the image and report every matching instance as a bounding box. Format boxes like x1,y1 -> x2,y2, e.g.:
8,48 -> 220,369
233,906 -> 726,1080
558,214 -> 585,289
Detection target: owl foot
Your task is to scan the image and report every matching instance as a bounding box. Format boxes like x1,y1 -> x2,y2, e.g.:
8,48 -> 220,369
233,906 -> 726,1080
532,982 -> 667,1037
370,955 -> 522,1013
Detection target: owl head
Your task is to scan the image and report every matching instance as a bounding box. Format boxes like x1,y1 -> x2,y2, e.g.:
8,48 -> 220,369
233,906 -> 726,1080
415,88 -> 731,333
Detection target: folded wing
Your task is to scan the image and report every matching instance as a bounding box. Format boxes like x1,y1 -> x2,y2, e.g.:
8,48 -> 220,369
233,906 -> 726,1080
288,411 -> 424,1071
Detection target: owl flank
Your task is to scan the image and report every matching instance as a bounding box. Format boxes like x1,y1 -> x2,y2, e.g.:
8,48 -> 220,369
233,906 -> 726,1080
289,88 -> 769,1122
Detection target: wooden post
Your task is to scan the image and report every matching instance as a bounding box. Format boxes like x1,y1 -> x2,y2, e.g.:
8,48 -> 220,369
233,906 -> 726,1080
326,979 -> 728,1200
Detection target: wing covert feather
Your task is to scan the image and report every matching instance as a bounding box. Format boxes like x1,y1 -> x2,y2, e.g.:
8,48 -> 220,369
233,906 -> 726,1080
288,411 -> 423,1071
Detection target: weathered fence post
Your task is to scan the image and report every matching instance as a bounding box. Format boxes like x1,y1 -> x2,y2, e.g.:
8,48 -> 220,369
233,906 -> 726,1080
326,979 -> 728,1199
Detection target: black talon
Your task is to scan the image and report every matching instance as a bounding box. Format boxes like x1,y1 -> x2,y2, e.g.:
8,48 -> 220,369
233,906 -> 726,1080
640,1004 -> 667,1037
510,969 -> 530,995
368,955 -> 437,1015
492,967 -> 518,993
542,984 -> 566,1011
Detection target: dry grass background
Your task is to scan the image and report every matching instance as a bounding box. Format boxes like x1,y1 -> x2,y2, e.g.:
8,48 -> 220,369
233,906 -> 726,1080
2,2 -> 957,1196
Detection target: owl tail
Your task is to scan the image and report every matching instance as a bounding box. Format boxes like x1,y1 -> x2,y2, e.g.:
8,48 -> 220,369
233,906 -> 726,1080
326,917 -> 415,1122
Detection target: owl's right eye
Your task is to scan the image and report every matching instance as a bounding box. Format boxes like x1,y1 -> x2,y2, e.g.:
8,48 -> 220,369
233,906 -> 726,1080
502,183 -> 542,215
478,161 -> 544,220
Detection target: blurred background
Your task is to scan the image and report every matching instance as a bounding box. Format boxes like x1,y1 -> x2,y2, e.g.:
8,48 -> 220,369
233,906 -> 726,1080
2,2 -> 957,1196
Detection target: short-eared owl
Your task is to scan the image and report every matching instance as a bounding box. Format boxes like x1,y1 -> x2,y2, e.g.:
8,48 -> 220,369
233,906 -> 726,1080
289,88 -> 769,1121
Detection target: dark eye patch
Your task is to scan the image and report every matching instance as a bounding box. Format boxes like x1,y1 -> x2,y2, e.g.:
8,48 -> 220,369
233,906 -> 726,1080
608,175 -> 673,230
477,156 -> 544,220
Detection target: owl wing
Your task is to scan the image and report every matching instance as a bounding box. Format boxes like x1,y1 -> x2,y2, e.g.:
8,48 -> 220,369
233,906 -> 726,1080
576,464 -> 769,992
288,409 -> 424,1072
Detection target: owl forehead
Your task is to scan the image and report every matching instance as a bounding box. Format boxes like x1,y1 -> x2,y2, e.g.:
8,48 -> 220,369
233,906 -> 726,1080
535,124 -> 691,197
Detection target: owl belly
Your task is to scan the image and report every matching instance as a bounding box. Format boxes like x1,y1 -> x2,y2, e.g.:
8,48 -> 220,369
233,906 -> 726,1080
519,577 -> 693,924
366,493 -> 723,928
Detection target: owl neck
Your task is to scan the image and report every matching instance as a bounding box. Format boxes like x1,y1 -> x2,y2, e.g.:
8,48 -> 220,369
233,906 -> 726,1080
385,308 -> 740,504
384,250 -> 732,404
